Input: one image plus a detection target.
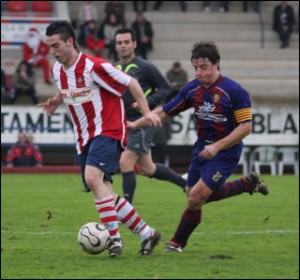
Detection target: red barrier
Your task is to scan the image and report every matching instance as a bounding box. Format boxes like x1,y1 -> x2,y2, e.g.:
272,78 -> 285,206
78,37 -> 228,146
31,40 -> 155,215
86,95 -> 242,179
1,165 -> 81,174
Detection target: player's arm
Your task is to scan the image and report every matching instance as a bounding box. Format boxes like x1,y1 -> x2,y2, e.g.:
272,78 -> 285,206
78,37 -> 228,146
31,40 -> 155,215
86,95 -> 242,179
37,89 -> 63,116
127,106 -> 168,130
199,121 -> 252,160
128,78 -> 162,127
146,64 -> 172,109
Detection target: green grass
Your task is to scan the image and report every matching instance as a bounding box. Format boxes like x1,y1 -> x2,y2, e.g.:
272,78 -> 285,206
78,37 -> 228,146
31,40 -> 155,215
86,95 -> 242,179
1,174 -> 299,279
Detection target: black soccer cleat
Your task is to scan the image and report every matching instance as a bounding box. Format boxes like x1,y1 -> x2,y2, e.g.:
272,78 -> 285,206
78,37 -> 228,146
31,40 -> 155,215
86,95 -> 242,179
139,231 -> 161,256
248,172 -> 269,195
108,238 -> 123,257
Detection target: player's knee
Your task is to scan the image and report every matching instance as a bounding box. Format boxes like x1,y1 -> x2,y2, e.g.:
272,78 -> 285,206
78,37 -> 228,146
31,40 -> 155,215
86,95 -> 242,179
188,194 -> 206,210
84,173 -> 97,191
138,166 -> 150,176
119,157 -> 131,171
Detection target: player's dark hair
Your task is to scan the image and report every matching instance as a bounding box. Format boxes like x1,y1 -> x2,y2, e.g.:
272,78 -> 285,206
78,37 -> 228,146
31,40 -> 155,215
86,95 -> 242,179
114,28 -> 136,41
191,41 -> 220,66
46,21 -> 80,52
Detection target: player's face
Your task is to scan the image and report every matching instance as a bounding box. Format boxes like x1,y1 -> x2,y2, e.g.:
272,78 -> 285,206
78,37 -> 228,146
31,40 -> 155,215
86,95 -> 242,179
18,133 -> 27,144
191,58 -> 219,88
45,34 -> 73,65
115,33 -> 136,59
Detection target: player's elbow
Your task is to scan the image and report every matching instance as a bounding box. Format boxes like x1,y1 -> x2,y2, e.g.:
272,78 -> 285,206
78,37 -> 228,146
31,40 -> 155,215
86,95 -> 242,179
242,121 -> 252,136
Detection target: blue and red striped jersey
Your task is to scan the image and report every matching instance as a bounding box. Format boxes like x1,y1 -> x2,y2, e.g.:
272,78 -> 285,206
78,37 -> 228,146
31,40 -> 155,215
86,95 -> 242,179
163,75 -> 252,144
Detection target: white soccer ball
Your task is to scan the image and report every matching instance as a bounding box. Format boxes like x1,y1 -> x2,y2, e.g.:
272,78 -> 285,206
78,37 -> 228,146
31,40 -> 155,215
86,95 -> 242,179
78,222 -> 110,254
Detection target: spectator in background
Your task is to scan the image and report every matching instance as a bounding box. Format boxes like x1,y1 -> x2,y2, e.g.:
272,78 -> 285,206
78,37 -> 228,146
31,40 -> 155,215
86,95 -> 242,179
100,12 -> 123,61
10,60 -> 39,105
133,1 -> 148,12
105,1 -> 126,28
273,1 -> 295,48
22,28 -> 51,85
79,20 -> 106,57
131,12 -> 153,60
242,1 -> 260,13
78,1 -> 98,27
153,1 -> 163,10
153,1 -> 187,12
166,61 -> 188,99
202,1 -> 229,13
6,131 -> 43,168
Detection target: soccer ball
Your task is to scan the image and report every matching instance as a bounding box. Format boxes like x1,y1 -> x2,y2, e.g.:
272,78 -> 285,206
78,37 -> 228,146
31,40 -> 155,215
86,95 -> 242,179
78,222 -> 110,254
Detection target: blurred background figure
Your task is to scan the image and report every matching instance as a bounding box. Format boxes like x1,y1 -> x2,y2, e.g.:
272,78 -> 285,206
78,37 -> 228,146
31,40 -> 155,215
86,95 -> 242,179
166,61 -> 188,99
78,1 -> 98,27
78,20 -> 106,57
6,131 -> 43,168
105,1 -> 126,28
132,1 -> 148,12
22,28 -> 51,85
242,1 -> 260,12
100,12 -> 122,61
10,60 -> 39,105
202,1 -> 229,12
153,1 -> 187,12
273,1 -> 295,48
131,12 -> 153,59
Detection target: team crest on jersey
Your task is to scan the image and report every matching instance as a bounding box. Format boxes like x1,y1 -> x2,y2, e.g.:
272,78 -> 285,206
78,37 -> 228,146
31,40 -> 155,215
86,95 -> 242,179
77,77 -> 84,86
213,93 -> 220,103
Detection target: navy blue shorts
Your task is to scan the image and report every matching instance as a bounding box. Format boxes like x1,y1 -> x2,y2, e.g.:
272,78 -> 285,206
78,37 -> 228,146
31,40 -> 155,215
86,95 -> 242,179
79,135 -> 122,184
187,142 -> 243,191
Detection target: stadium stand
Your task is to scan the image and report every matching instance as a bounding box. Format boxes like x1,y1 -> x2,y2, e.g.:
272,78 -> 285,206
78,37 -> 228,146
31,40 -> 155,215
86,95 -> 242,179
1,1 -> 299,171
277,147 -> 299,175
249,146 -> 278,175
237,146 -> 251,176
31,1 -> 52,13
7,1 -> 27,12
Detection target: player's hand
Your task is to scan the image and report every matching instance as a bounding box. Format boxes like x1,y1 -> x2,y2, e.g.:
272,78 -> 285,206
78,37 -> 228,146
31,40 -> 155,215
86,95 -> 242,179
198,144 -> 219,160
127,121 -> 135,130
130,102 -> 141,112
144,112 -> 162,127
36,98 -> 60,116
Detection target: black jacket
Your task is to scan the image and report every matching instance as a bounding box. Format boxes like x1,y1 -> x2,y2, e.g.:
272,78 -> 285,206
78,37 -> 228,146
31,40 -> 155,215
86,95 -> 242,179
273,4 -> 295,32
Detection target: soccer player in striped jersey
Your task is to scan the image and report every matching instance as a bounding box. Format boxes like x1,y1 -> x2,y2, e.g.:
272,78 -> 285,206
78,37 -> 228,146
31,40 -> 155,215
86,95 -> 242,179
37,21 -> 162,257
128,41 -> 269,253
114,28 -> 187,204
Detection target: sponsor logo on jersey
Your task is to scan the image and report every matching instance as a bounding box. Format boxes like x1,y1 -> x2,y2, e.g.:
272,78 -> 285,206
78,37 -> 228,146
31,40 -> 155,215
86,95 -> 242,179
195,102 -> 227,122
61,87 -> 93,105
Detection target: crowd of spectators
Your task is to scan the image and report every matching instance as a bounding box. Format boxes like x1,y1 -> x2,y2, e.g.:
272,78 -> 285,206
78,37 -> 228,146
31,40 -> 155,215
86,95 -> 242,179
1,1 -> 298,106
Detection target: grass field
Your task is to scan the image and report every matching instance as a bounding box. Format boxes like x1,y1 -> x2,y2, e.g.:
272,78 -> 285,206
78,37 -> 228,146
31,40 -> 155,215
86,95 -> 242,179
1,173 -> 299,279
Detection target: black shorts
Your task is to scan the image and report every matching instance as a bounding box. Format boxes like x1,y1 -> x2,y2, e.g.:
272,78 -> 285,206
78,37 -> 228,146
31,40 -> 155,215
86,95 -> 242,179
126,127 -> 155,154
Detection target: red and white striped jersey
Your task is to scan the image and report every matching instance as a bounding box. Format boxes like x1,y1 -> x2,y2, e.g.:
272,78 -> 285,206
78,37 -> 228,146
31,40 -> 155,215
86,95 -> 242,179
51,53 -> 131,154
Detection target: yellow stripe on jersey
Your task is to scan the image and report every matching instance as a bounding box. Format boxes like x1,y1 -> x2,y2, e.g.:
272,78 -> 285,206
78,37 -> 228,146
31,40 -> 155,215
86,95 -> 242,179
234,108 -> 252,123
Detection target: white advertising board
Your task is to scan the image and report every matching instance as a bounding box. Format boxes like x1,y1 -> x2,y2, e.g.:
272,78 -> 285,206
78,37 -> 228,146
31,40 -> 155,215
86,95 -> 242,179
1,106 -> 298,146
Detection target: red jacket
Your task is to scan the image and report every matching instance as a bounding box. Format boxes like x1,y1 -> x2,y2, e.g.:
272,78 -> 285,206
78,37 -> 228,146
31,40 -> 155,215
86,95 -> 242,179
6,143 -> 43,167
22,40 -> 49,63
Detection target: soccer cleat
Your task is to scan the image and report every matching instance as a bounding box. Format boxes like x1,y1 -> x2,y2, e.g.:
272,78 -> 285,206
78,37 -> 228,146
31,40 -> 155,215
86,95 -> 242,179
164,242 -> 183,253
247,172 -> 269,195
181,173 -> 188,181
108,238 -> 123,257
139,230 -> 161,256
